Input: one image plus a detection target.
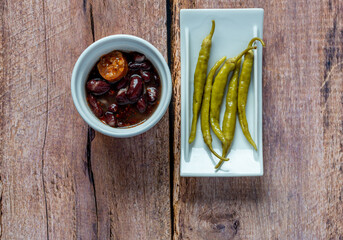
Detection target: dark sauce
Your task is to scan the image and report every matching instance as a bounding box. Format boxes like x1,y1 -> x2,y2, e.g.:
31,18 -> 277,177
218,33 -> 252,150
85,51 -> 161,128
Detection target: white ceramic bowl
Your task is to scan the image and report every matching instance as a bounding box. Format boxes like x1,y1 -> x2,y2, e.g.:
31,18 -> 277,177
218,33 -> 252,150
71,35 -> 172,137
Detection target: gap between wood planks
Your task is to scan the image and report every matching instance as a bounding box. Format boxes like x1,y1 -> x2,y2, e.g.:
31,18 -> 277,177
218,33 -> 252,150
166,1 -> 175,239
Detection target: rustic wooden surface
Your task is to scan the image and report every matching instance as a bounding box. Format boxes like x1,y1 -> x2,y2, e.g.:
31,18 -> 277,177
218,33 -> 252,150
170,0 -> 343,239
0,0 -> 342,239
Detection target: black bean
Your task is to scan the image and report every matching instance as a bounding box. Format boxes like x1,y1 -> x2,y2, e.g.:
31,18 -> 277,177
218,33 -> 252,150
140,70 -> 152,82
136,96 -> 147,113
116,87 -> 130,105
86,79 -> 110,95
126,75 -> 143,103
87,95 -> 103,117
133,52 -> 145,63
108,103 -> 118,113
104,112 -> 117,127
141,61 -> 152,70
146,87 -> 158,104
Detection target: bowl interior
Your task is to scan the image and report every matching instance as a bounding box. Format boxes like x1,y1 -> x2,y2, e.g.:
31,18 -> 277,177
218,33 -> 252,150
71,35 -> 171,137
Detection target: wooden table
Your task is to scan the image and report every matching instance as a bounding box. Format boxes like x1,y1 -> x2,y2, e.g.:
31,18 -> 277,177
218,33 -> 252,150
0,0 -> 342,239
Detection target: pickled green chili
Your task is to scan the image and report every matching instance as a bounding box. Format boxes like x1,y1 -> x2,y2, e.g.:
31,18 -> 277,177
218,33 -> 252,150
210,46 -> 257,161
214,60 -> 241,169
200,56 -> 229,163
237,37 -> 265,151
222,59 -> 241,157
189,20 -> 215,143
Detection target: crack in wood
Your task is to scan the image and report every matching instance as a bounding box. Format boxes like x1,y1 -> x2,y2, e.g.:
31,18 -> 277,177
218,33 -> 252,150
41,0 -> 49,239
232,220 -> 240,235
85,1 -> 97,237
41,150 -> 49,240
86,127 -> 98,238
90,3 -> 95,42
83,0 -> 87,13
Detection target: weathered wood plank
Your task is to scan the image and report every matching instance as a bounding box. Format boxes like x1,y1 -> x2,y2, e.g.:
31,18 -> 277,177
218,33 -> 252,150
0,0 -> 97,239
89,0 -> 171,239
0,1 -> 49,238
321,0 -> 343,238
171,0 -> 342,239
42,1 -> 99,239
1,0 -> 342,239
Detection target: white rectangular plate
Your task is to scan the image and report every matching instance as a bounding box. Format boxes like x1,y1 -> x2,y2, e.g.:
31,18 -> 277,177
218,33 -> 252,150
180,9 -> 264,177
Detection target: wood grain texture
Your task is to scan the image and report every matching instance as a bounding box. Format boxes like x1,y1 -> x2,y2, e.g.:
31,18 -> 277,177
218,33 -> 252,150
88,0 -> 171,239
0,0 -> 97,239
322,0 -> 343,238
1,0 -> 342,239
0,1 -> 49,238
171,0 -> 343,239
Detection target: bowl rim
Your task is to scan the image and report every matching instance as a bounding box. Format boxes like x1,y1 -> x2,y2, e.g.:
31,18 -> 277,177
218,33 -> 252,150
71,34 -> 172,137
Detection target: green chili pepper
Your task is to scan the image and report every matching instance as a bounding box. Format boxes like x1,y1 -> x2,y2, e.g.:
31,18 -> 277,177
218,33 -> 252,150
214,60 -> 241,169
237,37 -> 265,151
210,46 -> 257,162
200,56 -> 229,163
222,59 -> 241,157
189,20 -> 215,143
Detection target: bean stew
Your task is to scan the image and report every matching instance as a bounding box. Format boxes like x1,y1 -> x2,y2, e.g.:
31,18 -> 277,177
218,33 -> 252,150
86,50 -> 161,128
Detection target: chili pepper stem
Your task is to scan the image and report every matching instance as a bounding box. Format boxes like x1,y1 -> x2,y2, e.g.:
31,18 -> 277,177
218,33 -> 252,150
209,20 -> 215,38
231,46 -> 257,63
248,37 -> 265,47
